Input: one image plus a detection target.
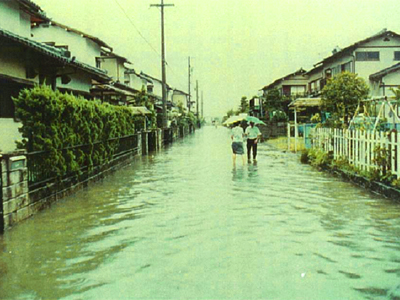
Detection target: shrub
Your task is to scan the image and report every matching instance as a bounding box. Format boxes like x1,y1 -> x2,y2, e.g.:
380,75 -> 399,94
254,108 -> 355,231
13,85 -> 136,177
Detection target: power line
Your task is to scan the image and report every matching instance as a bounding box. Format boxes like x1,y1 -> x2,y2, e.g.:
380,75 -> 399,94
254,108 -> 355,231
113,0 -> 189,92
113,0 -> 160,58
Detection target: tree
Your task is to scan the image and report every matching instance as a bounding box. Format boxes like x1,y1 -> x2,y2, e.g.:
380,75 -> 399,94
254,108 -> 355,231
239,96 -> 249,113
321,71 -> 369,126
263,88 -> 283,111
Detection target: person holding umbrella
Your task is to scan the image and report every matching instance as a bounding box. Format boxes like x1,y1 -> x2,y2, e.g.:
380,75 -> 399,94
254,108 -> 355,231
245,117 -> 262,162
231,120 -> 246,167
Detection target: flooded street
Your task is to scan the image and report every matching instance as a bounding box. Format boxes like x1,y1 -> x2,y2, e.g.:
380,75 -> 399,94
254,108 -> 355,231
1,126 -> 400,300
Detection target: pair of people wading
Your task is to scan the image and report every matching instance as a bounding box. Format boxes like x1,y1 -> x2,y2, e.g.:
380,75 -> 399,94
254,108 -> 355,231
231,121 -> 261,166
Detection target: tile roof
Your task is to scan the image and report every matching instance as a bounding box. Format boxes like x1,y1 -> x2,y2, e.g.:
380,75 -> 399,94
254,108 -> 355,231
17,0 -> 49,21
369,62 -> 400,81
261,68 -> 307,90
0,28 -> 110,81
317,29 -> 400,65
44,21 -> 113,51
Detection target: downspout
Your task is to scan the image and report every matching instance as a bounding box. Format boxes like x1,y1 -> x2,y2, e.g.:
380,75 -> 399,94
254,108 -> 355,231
350,52 -> 356,74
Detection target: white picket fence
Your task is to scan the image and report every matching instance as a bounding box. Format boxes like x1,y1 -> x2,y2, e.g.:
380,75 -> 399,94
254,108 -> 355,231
312,127 -> 400,179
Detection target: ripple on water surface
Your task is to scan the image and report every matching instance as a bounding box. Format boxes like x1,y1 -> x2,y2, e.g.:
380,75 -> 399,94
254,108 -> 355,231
1,127 -> 400,300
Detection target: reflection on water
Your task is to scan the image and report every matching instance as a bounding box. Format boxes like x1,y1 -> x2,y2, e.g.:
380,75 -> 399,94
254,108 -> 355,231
1,126 -> 400,300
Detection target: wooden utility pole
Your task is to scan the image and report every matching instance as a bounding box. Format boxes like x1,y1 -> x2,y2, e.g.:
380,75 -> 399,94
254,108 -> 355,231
201,91 -> 204,119
151,0 -> 174,128
196,80 -> 199,117
188,56 -> 191,112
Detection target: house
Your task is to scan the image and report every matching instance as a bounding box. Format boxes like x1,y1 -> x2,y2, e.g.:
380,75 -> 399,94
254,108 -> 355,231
32,20 -> 113,68
304,64 -> 324,97
248,96 -> 263,118
171,89 -> 189,110
125,68 -> 149,93
369,63 -> 400,97
317,29 -> 400,98
0,0 -> 110,152
261,68 -> 308,98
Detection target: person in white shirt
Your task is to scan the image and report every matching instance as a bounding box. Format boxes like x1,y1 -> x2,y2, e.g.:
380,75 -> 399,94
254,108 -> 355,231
231,121 -> 246,166
245,121 -> 262,162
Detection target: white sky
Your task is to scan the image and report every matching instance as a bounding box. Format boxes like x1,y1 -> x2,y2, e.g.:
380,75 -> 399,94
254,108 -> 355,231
33,0 -> 400,118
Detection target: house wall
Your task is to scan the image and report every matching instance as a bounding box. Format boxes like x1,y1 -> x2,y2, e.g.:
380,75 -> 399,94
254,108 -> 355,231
370,71 -> 400,98
323,54 -> 354,78
354,37 -> 400,81
307,70 -> 323,95
151,80 -> 163,98
0,119 -> 22,153
57,70 -> 93,93
172,92 -> 187,106
98,58 -> 126,82
0,1 -> 31,38
0,47 -> 36,81
32,25 -> 102,67
128,73 -> 146,91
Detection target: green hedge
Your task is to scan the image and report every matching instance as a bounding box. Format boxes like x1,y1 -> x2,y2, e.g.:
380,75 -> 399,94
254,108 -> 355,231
14,85 -> 136,177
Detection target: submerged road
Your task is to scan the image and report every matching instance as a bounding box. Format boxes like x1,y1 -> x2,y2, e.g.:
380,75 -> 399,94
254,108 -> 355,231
1,126 -> 400,300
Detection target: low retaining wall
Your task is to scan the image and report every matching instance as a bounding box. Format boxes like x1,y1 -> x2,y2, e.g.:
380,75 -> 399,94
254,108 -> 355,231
1,153 -> 29,231
259,122 -> 287,140
328,167 -> 400,201
1,126 -> 195,232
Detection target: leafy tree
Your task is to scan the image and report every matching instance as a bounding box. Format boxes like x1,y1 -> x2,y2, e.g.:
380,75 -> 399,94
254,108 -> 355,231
321,71 -> 369,126
263,88 -> 283,111
239,96 -> 249,113
132,87 -> 157,129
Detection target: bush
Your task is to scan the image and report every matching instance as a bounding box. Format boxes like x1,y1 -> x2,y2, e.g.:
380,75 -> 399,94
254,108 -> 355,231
13,85 -> 136,177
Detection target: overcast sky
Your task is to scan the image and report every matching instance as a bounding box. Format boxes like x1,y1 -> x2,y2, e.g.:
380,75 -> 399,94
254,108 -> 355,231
34,0 -> 400,118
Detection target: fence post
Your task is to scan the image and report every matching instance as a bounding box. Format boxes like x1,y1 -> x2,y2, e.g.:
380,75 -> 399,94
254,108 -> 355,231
287,123 -> 291,151
0,155 -> 3,234
397,132 -> 400,179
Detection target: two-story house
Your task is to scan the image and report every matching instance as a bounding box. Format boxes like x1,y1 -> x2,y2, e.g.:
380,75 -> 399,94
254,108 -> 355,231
315,29 -> 400,98
0,0 -> 110,152
261,68 -> 308,98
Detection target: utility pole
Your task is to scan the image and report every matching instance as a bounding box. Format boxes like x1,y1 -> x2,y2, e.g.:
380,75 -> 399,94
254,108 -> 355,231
151,0 -> 174,128
196,80 -> 199,117
201,91 -> 204,119
188,56 -> 191,112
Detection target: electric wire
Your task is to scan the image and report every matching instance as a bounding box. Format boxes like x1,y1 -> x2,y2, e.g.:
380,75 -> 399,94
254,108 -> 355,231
113,0 -> 189,92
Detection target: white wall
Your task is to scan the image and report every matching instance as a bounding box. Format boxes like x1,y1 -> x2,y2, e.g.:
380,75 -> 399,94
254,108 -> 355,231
0,48 -> 38,83
354,38 -> 400,81
32,24 -> 102,67
0,0 -> 31,38
0,119 -> 22,153
128,73 -> 146,91
57,70 -> 92,93
172,93 -> 187,106
370,71 -> 400,98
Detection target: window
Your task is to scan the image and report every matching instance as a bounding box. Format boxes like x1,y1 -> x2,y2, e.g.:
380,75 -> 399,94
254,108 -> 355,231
341,62 -> 352,72
356,51 -> 380,61
395,51 -> 400,61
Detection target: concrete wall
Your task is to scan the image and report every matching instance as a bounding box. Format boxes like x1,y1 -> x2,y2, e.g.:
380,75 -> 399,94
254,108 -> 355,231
128,72 -> 147,91
0,0 -> 31,38
1,154 -> 29,230
0,48 -> 37,81
56,69 -> 93,93
32,24 -> 102,67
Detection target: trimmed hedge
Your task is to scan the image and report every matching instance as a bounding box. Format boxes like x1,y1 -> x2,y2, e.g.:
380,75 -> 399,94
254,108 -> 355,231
13,85 -> 136,177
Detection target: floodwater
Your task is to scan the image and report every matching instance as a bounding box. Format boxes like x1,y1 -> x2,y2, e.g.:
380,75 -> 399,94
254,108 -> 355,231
1,126 -> 400,300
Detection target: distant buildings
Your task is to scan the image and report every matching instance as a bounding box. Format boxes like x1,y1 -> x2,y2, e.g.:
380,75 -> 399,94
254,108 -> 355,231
259,29 -> 400,113
0,0 -> 189,151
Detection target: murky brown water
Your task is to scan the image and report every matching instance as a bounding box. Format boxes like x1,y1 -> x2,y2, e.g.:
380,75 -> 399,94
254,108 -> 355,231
1,126 -> 400,300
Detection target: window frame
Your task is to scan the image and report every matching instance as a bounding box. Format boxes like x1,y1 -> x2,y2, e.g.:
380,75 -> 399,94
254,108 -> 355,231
355,51 -> 380,61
